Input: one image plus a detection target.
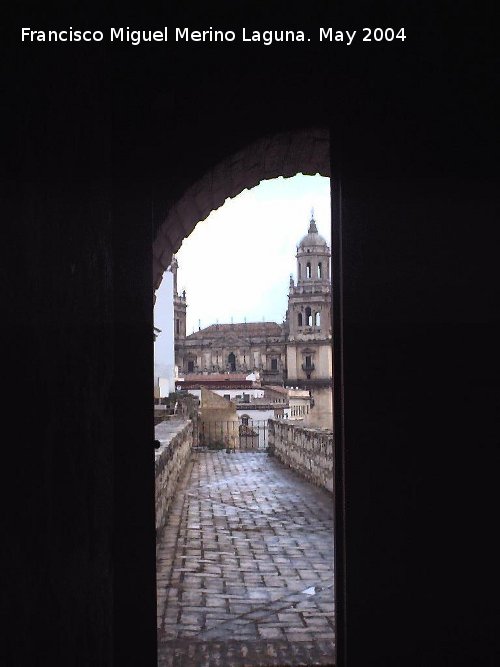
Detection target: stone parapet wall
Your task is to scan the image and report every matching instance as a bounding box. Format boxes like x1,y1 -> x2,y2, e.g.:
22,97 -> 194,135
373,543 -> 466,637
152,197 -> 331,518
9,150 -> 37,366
268,419 -> 333,493
155,419 -> 193,536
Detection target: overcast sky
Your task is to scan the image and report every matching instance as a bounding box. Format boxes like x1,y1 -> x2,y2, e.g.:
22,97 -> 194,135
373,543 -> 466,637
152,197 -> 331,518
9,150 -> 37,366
154,174 -> 331,341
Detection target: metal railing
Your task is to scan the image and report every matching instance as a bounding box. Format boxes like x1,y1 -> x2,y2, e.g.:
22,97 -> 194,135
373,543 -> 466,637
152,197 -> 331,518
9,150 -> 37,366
196,418 -> 269,451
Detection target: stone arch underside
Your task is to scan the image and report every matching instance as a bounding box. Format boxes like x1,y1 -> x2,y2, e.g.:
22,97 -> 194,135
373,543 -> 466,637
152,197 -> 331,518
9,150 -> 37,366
153,127 -> 330,290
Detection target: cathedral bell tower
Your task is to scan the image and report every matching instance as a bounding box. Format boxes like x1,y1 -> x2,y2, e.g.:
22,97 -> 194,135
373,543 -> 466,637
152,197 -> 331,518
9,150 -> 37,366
286,211 -> 332,387
171,255 -> 189,374
170,255 -> 187,340
285,212 -> 332,428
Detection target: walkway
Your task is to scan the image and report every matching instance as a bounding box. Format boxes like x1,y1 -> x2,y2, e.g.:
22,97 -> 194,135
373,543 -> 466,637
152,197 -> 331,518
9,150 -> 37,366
157,451 -> 335,666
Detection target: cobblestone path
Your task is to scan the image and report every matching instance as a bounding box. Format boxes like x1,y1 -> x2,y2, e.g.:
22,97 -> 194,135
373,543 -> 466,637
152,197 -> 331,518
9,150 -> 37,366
157,451 -> 335,666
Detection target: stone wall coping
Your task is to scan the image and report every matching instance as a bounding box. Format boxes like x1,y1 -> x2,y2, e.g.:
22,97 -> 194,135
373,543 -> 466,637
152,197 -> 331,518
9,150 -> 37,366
269,419 -> 333,437
155,419 -> 191,458
268,419 -> 334,493
155,418 -> 194,538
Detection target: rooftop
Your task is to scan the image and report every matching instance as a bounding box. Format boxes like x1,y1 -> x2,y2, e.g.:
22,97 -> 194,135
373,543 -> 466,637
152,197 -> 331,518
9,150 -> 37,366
265,385 -> 289,395
187,322 -> 283,339
266,385 -> 311,398
178,373 -> 254,383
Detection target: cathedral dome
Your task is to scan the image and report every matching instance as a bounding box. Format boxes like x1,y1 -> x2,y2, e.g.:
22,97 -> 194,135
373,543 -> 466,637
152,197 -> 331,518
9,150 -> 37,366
298,216 -> 328,250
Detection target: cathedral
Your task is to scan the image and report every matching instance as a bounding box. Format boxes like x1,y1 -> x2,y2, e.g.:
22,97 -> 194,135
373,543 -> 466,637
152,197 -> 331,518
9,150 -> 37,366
173,214 -> 333,427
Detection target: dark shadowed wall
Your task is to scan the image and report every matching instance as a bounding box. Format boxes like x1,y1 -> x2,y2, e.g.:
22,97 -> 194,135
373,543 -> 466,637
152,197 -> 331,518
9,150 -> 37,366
4,2 -> 498,665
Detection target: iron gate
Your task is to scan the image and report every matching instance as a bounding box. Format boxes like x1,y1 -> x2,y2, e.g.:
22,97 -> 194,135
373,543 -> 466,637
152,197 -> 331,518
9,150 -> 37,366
196,418 -> 269,451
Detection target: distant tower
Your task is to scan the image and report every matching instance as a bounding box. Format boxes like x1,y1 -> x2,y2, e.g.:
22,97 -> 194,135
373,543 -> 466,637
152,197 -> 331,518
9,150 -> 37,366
170,255 -> 187,340
285,212 -> 332,427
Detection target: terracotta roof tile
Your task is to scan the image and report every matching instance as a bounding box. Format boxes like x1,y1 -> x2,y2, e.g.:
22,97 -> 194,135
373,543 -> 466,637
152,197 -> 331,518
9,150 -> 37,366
266,385 -> 289,394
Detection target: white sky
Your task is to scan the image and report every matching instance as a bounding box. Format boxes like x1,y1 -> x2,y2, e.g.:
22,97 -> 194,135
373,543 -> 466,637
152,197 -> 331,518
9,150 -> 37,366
155,174 -> 331,337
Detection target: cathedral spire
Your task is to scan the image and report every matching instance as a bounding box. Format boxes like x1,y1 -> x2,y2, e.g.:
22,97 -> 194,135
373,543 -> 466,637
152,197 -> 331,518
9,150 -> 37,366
308,208 -> 318,234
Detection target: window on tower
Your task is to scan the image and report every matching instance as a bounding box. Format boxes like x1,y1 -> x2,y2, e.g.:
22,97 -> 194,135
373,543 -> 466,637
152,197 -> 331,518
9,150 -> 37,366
176,318 -> 180,334
315,312 -> 321,327
318,262 -> 322,279
298,312 -> 303,326
305,306 -> 312,326
306,262 -> 311,278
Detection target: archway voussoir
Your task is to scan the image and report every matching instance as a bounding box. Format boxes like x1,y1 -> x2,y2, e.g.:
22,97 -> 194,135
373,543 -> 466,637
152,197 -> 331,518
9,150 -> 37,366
243,149 -> 265,171
165,207 -> 186,238
281,163 -> 302,179
209,190 -> 230,215
229,163 -> 248,192
153,256 -> 166,286
241,176 -> 262,194
228,151 -> 247,173
287,141 -> 312,168
263,161 -> 286,180
211,160 -> 232,187
153,127 -> 330,292
264,136 -> 289,169
153,239 -> 164,260
165,224 -> 184,255
312,139 -> 331,170
153,224 -> 174,268
175,197 -> 202,236
190,176 -> 214,220
159,247 -> 174,270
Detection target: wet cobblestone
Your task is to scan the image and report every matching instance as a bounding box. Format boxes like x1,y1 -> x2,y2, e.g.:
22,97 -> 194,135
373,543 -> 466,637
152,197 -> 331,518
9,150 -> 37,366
157,451 -> 335,666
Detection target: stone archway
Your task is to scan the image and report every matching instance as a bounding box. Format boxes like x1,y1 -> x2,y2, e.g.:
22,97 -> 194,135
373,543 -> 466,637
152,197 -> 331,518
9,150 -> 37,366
152,127 -> 330,290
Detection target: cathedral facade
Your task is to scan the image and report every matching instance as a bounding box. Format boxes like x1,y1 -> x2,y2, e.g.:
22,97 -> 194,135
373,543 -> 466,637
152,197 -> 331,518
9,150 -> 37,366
173,214 -> 333,427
